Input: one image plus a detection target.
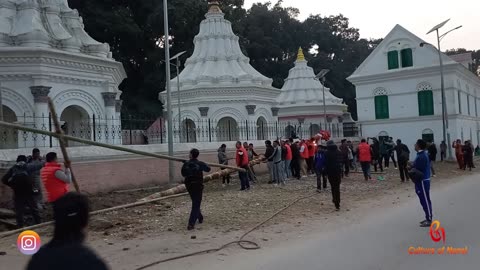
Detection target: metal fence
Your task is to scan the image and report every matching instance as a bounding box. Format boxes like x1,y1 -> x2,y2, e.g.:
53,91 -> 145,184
0,114 -> 359,150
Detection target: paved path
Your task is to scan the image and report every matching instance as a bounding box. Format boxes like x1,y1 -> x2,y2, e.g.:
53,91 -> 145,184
162,174 -> 479,270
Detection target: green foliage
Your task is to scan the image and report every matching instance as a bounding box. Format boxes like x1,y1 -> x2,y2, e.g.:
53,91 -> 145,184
68,0 -> 380,120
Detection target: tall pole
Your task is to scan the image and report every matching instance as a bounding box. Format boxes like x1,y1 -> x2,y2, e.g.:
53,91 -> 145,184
176,58 -> 181,137
163,0 -> 174,185
0,81 -> 3,122
322,77 -> 327,130
436,29 -> 452,159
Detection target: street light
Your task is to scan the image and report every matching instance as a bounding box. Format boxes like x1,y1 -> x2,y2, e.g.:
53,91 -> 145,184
170,51 -> 186,134
0,81 -> 3,121
420,19 -> 462,160
163,0 -> 174,185
315,69 -> 330,131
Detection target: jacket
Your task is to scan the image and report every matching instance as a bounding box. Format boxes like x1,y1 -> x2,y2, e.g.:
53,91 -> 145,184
264,145 -> 275,162
268,146 -> 282,163
290,143 -> 300,160
248,149 -> 258,161
325,144 -> 343,177
284,144 -> 292,161
314,150 -> 326,171
379,142 -> 388,155
395,143 -> 410,162
181,159 -> 211,185
357,143 -> 372,162
307,142 -> 315,157
413,150 -> 431,181
371,142 -> 380,159
427,144 -> 438,161
217,147 -> 228,165
41,162 -> 70,203
236,147 -> 249,167
2,161 -> 44,197
339,144 -> 349,161
299,143 -> 309,159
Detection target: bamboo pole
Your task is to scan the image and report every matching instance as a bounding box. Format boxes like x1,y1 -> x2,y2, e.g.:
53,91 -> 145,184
0,121 -> 245,172
0,193 -> 189,239
139,156 -> 265,201
47,98 -> 80,192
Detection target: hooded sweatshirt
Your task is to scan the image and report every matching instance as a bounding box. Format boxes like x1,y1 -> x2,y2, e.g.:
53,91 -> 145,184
217,147 -> 228,165
325,144 -> 343,177
2,161 -> 44,197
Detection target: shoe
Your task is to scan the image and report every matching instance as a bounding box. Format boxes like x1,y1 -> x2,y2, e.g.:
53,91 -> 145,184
323,185 -> 327,189
395,167 -> 398,170
222,184 -> 226,188
432,174 -> 436,177
198,216 -> 204,224
302,176 -> 308,178
316,189 -> 321,193
420,220 -> 432,227
419,219 -> 428,225
281,181 -> 286,186
267,181 -> 273,184
273,184 -> 278,187
239,188 -> 246,191
335,206 -> 340,211
187,225 -> 195,230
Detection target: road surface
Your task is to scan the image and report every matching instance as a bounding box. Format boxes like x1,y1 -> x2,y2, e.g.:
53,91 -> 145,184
161,173 -> 479,270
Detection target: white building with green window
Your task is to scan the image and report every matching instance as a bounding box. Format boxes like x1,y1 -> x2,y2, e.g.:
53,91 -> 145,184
348,25 -> 480,159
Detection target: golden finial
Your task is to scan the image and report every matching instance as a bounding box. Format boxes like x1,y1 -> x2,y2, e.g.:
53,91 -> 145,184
208,1 -> 222,13
297,47 -> 305,61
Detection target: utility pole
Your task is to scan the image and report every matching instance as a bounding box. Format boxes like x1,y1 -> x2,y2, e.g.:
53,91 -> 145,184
163,0 -> 174,185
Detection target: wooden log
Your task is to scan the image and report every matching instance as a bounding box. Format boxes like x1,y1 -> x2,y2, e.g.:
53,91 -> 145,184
0,120 -> 245,172
47,98 -> 80,192
138,156 -> 265,202
0,192 -> 188,239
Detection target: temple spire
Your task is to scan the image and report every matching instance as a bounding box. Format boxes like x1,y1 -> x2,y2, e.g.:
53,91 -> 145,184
208,1 -> 222,14
297,47 -> 305,61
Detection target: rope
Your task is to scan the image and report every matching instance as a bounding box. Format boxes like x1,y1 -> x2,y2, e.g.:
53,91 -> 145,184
135,192 -> 317,270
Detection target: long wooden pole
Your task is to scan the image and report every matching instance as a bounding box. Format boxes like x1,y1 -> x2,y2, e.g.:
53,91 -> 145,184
0,193 -> 188,239
47,98 -> 80,192
0,120 -> 245,172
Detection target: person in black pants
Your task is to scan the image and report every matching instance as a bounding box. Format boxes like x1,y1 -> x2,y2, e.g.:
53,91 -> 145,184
395,139 -> 410,182
2,155 -> 44,228
181,149 -> 211,230
325,140 -> 343,211
289,138 -> 301,179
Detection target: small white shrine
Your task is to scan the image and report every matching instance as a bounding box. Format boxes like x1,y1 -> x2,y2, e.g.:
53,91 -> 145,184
0,0 -> 126,149
277,48 -> 348,138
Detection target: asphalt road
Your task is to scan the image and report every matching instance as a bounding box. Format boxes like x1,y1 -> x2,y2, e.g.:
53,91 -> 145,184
163,173 -> 479,270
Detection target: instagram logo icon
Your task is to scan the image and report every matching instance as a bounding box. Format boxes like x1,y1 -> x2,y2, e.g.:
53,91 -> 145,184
17,230 -> 41,255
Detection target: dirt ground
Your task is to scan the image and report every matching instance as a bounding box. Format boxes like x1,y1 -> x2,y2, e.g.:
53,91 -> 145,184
0,160 -> 477,270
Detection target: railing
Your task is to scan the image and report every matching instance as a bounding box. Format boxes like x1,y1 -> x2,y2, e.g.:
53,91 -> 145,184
0,114 -> 358,150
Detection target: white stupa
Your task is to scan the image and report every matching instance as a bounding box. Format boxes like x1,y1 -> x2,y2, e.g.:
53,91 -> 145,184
277,48 -> 347,138
160,1 -> 279,143
0,0 -> 126,149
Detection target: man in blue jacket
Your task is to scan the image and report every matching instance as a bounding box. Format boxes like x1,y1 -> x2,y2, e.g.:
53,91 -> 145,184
413,139 -> 433,227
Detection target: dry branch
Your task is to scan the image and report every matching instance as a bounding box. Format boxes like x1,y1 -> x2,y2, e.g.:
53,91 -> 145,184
0,120 -> 245,172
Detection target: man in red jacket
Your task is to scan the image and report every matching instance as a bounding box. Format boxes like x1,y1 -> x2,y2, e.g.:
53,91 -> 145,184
41,152 -> 72,204
235,141 -> 250,191
357,139 -> 372,181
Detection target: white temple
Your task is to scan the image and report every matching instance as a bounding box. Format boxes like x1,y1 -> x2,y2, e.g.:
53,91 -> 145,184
277,48 -> 348,138
0,0 -> 126,149
160,1 -> 280,143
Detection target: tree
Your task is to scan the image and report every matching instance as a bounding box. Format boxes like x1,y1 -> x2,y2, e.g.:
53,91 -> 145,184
445,48 -> 480,75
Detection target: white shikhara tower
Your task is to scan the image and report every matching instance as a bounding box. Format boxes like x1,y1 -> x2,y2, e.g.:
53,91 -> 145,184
0,0 -> 126,149
277,48 -> 348,138
161,1 -> 279,143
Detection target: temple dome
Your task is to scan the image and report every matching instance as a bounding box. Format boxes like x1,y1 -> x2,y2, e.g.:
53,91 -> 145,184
170,1 -> 273,90
0,0 -> 112,58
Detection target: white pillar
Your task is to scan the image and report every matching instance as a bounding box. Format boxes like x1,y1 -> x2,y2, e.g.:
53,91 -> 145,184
30,86 -> 51,148
102,92 -> 117,144
115,100 -> 123,145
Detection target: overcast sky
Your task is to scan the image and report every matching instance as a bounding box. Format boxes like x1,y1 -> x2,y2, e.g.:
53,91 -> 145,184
243,0 -> 478,51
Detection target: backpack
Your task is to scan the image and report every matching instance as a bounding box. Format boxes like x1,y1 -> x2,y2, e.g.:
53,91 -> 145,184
9,167 -> 34,196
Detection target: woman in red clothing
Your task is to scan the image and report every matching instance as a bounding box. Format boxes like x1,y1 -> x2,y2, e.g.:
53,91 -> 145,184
452,139 -> 464,169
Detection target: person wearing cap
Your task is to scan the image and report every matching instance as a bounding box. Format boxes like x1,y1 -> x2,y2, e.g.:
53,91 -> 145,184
289,138 -> 301,179
236,141 -> 250,191
325,140 -> 343,210
27,192 -> 108,270
182,148 -> 211,230
41,152 -> 72,204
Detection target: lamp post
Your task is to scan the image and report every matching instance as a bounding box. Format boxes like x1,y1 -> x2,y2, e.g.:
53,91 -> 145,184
170,51 -> 186,136
0,81 -> 3,121
315,69 -> 330,130
421,19 -> 462,160
163,0 -> 174,185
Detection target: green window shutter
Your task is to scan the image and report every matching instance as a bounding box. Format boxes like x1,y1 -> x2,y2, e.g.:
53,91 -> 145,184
401,48 -> 413,67
375,95 -> 389,119
418,91 -> 434,116
387,51 -> 399,70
